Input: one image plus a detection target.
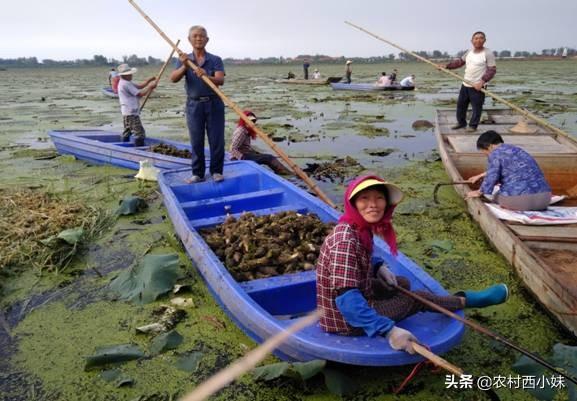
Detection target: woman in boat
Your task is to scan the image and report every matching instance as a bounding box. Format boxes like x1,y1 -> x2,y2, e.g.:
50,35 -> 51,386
316,175 -> 509,354
466,130 -> 552,210
229,110 -> 291,175
376,72 -> 392,87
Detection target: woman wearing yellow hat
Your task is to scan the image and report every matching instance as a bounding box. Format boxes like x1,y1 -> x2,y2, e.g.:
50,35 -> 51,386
316,175 -> 509,354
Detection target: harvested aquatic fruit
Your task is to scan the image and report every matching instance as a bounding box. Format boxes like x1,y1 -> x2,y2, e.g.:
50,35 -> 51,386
149,143 -> 192,158
200,211 -> 335,281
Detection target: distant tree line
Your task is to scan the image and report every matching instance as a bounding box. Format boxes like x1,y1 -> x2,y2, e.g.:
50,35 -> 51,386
0,54 -> 165,68
1,48 -> 575,68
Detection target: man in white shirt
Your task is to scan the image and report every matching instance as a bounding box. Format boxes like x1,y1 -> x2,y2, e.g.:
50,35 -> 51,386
444,31 -> 496,132
117,63 -> 157,146
400,75 -> 415,87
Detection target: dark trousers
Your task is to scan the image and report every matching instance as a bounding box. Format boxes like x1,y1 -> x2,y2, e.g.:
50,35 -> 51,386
242,151 -> 275,165
122,115 -> 145,140
456,84 -> 486,128
303,66 -> 309,80
372,276 -> 463,322
185,97 -> 225,177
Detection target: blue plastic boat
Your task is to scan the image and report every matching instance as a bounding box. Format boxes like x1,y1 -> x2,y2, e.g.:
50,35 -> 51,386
157,162 -> 464,366
101,86 -> 118,98
48,130 -> 230,171
330,82 -> 415,92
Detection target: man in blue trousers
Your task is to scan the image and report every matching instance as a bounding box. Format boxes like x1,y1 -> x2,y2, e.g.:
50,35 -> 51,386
171,25 -> 225,183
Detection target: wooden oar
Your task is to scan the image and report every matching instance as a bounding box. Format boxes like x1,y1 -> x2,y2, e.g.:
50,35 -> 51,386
139,39 -> 180,112
179,310 -> 321,401
128,0 -> 336,208
393,283 -> 577,385
433,181 -> 470,204
344,21 -> 573,139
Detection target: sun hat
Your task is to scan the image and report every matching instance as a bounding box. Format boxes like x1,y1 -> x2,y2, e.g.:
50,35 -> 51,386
346,60 -> 352,64
509,118 -> 538,134
348,178 -> 404,205
117,63 -> 138,76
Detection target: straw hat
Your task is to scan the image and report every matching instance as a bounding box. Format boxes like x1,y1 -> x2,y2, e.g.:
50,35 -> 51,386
117,63 -> 138,76
509,118 -> 538,134
348,179 -> 404,205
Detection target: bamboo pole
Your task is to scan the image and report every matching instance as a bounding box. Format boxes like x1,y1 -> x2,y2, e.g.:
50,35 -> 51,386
128,0 -> 336,208
179,310 -> 321,401
140,39 -> 180,112
344,21 -> 573,139
393,283 -> 577,385
411,343 -> 463,376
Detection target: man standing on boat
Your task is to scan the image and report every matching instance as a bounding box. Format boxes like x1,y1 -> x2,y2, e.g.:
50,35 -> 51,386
345,60 -> 353,84
170,25 -> 226,183
116,63 -> 157,147
303,59 -> 310,80
444,31 -> 496,132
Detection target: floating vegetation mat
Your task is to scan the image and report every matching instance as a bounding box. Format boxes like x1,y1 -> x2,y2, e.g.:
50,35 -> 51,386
302,156 -> 364,183
200,211 -> 335,281
0,189 -> 113,272
149,143 -> 192,159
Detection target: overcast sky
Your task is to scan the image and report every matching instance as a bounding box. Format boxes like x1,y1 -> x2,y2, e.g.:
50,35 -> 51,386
2,0 -> 576,61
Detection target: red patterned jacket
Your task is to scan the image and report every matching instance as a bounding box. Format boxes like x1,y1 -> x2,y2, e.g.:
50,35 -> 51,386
316,223 -> 374,334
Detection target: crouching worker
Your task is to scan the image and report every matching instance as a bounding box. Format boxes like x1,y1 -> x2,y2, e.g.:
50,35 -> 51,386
316,175 -> 509,353
466,130 -> 552,210
230,110 -> 291,175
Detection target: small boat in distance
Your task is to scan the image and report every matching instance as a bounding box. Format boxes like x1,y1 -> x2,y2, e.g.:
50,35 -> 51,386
101,87 -> 118,98
435,108 -> 577,336
330,82 -> 415,91
277,76 -> 342,85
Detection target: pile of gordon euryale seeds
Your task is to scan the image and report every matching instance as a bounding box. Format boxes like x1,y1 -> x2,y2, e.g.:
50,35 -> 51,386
149,143 -> 192,159
200,211 -> 335,281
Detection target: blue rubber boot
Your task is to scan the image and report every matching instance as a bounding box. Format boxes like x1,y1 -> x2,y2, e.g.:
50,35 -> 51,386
461,284 -> 509,308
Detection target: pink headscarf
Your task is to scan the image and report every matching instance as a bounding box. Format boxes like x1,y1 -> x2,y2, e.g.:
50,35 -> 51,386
338,175 -> 399,256
237,110 -> 257,139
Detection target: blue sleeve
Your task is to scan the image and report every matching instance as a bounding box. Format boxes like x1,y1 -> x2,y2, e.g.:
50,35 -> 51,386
480,153 -> 501,194
371,256 -> 384,277
215,56 -> 225,74
335,289 -> 395,337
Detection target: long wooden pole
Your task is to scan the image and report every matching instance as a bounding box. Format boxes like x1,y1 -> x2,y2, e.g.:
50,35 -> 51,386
344,21 -> 573,139
140,39 -> 180,112
393,283 -> 577,385
128,0 -> 336,208
179,310 -> 321,401
411,343 -> 462,375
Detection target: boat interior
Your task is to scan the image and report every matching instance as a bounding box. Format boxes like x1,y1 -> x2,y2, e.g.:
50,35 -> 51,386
436,109 -> 577,271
